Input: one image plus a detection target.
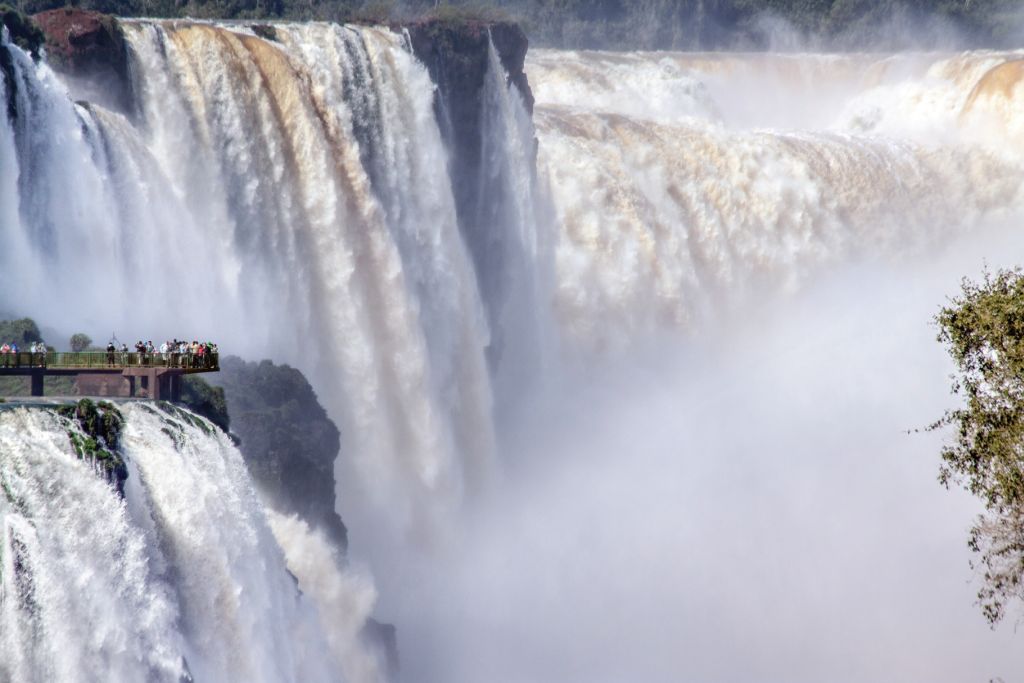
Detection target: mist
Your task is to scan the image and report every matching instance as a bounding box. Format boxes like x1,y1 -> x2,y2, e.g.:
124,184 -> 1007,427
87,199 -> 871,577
361,220 -> 1024,683
6,9 -> 1024,682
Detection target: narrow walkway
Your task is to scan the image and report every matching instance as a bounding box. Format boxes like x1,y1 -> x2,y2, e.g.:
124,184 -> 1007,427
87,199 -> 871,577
0,352 -> 220,399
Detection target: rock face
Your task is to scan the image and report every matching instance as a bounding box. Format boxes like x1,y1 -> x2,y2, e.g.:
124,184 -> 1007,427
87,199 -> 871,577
0,7 -> 45,120
405,18 -> 533,242
31,8 -> 132,113
205,356 -> 348,551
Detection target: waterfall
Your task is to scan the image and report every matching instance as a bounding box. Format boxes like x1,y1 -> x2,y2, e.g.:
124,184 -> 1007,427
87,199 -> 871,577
8,16 -> 1024,679
476,33 -> 554,413
0,402 -> 347,682
528,49 -> 1024,351
0,22 -> 505,537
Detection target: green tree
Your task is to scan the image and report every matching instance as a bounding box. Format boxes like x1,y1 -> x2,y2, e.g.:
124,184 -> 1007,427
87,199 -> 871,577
0,317 -> 42,346
934,267 -> 1024,625
70,333 -> 93,352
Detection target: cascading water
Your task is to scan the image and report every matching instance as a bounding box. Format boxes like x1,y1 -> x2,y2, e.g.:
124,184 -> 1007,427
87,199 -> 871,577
5,10 -> 1024,680
0,402 -> 355,682
528,49 -> 1024,350
0,21 -> 509,539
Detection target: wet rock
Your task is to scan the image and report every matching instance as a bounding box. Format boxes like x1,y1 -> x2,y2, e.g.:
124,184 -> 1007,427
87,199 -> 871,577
403,18 -> 533,237
32,8 -> 132,114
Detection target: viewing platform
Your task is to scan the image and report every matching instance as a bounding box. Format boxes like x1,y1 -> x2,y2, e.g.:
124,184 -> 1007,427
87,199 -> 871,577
0,352 -> 219,401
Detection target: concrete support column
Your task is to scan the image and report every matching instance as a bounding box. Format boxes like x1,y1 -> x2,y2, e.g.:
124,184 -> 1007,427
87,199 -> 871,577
30,372 -> 43,397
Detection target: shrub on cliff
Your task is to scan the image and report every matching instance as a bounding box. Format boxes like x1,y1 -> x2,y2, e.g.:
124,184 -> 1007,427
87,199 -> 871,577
0,4 -> 45,54
934,266 -> 1024,625
180,376 -> 230,433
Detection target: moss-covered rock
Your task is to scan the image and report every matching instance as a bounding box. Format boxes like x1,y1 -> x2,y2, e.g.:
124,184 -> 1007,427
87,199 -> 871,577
59,398 -> 129,496
179,377 -> 230,434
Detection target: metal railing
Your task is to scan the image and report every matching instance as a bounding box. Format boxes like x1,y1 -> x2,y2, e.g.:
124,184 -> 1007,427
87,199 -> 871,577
0,351 -> 219,371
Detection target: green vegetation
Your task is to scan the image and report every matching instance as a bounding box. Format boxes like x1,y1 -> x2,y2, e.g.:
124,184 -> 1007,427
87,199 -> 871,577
934,267 -> 1024,625
0,317 -> 42,347
0,317 -> 71,397
56,398 -> 129,492
69,333 -> 92,352
0,4 -> 45,54
179,375 -> 230,433
5,0 -> 1021,48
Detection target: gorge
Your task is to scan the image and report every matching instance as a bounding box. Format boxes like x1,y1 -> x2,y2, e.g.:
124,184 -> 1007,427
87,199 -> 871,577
3,8 -> 1024,682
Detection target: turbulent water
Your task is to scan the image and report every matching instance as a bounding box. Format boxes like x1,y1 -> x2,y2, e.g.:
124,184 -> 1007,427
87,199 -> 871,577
529,49 -> 1024,349
0,21 -> 526,539
4,17 -> 1024,682
0,403 -> 372,682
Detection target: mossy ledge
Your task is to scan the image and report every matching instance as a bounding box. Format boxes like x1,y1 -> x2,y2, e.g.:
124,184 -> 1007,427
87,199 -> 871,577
56,399 -> 129,496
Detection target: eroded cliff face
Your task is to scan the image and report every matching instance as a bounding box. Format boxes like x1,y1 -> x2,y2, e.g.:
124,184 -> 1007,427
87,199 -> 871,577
405,18 -> 534,254
207,356 -> 348,552
32,8 -> 133,113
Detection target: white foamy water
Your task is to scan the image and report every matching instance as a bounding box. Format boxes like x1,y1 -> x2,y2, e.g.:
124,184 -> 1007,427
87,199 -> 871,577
0,22 -> 526,539
5,20 -> 1024,682
0,403 -> 345,682
529,49 -> 1024,350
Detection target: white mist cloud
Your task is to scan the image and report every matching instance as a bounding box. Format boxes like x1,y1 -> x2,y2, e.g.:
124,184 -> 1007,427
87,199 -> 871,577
362,222 -> 1024,683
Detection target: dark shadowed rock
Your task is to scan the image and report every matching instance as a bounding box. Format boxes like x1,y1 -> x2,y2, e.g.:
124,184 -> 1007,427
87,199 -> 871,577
362,618 -> 399,680
32,8 -> 132,113
0,6 -> 46,120
404,18 -> 532,242
205,356 -> 348,551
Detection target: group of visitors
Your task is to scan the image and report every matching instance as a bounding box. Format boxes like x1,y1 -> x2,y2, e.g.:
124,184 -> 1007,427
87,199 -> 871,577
104,339 -> 219,369
0,341 -> 48,368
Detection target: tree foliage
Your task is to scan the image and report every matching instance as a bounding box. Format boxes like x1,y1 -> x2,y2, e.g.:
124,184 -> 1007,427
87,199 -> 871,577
4,0 -> 1021,49
69,333 -> 93,352
0,317 -> 42,346
934,267 -> 1024,625
0,4 -> 45,54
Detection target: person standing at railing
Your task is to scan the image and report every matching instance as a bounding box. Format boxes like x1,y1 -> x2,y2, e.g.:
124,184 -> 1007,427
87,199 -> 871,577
135,341 -> 145,366
10,342 -> 18,368
160,341 -> 169,367
106,342 -> 116,367
37,341 -> 47,368
1,343 -> 9,368
120,343 -> 129,366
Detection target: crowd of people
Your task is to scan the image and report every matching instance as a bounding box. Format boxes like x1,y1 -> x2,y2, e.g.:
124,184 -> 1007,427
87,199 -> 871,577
0,341 -> 49,368
105,339 -> 220,369
0,338 -> 218,370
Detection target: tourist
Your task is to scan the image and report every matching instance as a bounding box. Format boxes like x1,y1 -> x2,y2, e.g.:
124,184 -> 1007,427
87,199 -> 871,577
160,340 -> 170,367
120,343 -> 129,366
10,342 -> 18,368
135,341 -> 145,365
1,343 -> 9,368
106,341 -> 116,367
